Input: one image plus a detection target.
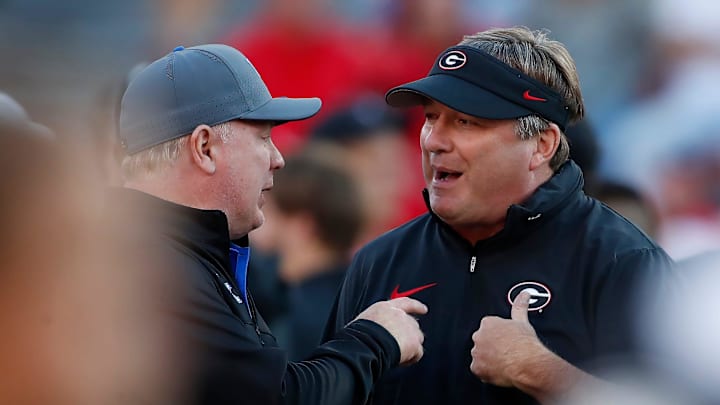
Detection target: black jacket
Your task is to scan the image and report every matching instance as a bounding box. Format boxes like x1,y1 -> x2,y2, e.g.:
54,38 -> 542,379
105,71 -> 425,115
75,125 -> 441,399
323,161 -> 676,404
111,188 -> 400,405
284,265 -> 349,361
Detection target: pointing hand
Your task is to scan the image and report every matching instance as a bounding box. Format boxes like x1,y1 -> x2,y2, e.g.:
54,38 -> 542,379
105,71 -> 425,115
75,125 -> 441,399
355,297 -> 427,365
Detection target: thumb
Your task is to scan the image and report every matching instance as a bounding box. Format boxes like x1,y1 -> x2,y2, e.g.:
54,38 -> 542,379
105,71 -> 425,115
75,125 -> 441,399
511,291 -> 531,323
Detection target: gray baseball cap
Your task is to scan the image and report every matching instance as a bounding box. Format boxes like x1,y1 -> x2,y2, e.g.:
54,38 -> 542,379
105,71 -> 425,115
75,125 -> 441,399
119,44 -> 322,155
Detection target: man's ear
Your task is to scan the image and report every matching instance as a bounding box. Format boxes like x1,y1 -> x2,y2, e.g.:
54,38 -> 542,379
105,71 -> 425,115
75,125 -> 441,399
529,123 -> 561,171
188,125 -> 217,175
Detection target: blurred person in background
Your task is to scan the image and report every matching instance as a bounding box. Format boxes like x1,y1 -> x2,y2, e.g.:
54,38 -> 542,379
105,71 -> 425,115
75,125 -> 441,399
88,63 -> 147,186
635,251 -> 720,403
254,151 -> 365,361
324,27 -> 678,404
600,0 -> 720,260
221,0 -> 480,159
517,0 -> 655,130
0,93 -> 184,404
114,43 -> 427,404
653,150 -> 720,259
309,95 -> 423,246
565,118 -> 660,239
591,181 -> 660,240
559,251 -> 719,405
247,97 -> 418,336
375,0 -> 484,84
564,119 -> 601,193
152,0 -> 226,54
0,91 -> 53,140
221,0 -> 388,153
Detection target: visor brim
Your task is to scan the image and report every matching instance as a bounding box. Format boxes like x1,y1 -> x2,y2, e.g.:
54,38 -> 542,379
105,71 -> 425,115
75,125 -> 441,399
386,74 -> 533,120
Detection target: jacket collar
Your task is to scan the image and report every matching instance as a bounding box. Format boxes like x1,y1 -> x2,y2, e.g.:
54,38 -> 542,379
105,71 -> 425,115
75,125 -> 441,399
424,160 -> 585,246
509,160 -> 584,220
109,188 -> 249,275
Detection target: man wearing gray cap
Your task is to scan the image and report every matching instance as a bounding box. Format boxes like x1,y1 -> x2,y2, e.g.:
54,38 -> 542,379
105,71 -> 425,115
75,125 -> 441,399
113,44 -> 426,405
323,27 -> 678,404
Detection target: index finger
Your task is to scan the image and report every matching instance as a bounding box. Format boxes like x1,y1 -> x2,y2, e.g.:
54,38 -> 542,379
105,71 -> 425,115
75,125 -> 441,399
511,291 -> 530,323
391,297 -> 428,315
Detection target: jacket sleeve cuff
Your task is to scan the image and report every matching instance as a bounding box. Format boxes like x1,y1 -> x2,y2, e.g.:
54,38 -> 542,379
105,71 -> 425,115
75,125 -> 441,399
344,318 -> 401,367
299,318 -> 400,403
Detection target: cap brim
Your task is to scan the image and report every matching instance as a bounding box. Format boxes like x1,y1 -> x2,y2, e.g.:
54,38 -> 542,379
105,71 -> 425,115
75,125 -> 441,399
385,75 -> 532,120
240,97 -> 321,123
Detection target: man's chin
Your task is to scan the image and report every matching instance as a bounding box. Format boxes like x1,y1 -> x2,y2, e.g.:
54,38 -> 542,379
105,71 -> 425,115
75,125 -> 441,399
229,214 -> 264,240
430,203 -> 459,223
429,195 -> 458,217
251,212 -> 265,231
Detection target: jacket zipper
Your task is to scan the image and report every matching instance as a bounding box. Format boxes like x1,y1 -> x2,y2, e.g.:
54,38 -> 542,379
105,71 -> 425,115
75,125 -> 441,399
248,293 -> 265,345
469,256 -> 477,273
215,270 -> 264,344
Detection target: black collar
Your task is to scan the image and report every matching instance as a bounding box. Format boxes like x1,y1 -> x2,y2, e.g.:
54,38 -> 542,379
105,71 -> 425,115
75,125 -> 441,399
108,188 -> 248,277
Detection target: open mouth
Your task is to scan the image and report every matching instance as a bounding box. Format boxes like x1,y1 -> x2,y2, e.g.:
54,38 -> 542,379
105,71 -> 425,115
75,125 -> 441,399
434,170 -> 462,182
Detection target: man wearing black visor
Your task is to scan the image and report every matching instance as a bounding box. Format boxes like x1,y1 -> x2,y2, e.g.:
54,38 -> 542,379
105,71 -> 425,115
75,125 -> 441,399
323,27 -> 678,404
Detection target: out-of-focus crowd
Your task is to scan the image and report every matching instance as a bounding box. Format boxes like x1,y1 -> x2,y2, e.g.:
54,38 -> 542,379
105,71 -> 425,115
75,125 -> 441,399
4,0 -> 720,259
2,0 -> 720,404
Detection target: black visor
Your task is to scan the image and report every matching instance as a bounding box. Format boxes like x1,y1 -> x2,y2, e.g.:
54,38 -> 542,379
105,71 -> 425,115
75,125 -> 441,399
386,45 -> 570,130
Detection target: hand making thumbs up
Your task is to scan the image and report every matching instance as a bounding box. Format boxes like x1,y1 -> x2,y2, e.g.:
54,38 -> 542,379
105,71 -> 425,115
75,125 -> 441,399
469,291 -> 545,387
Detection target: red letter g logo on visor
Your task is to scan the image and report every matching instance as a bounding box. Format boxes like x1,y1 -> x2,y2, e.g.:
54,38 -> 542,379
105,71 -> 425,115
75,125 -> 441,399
439,51 -> 467,70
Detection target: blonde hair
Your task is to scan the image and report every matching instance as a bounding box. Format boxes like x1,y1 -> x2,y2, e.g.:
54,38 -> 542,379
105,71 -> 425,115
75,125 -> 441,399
122,122 -> 232,180
459,27 -> 584,171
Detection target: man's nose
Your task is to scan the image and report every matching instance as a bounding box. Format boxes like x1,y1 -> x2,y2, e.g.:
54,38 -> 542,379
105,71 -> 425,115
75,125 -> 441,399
270,141 -> 285,170
422,120 -> 451,153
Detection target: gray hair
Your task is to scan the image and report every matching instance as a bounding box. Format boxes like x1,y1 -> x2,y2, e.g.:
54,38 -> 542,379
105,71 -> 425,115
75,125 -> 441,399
515,115 -> 570,171
459,27 -> 583,171
121,122 -> 232,180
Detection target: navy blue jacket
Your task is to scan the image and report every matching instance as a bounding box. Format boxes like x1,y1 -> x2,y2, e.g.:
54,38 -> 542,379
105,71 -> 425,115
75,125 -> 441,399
112,188 -> 400,405
323,161 -> 676,404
